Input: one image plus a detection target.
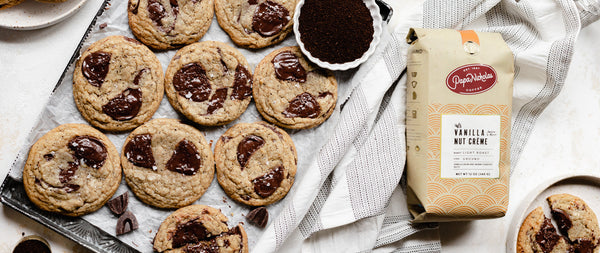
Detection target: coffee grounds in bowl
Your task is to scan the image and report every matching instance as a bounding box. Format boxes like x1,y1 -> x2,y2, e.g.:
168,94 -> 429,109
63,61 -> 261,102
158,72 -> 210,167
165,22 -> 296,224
298,0 -> 373,64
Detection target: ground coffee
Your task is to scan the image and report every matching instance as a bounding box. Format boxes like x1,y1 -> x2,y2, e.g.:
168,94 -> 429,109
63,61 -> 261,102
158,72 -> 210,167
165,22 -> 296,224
298,0 -> 373,64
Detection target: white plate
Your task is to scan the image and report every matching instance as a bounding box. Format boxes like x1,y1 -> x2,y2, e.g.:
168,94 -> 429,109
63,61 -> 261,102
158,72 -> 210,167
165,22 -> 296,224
505,174 -> 600,252
0,0 -> 88,30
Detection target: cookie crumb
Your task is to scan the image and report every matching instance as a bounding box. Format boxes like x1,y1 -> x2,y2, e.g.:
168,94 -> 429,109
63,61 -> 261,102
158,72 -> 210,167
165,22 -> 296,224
99,23 -> 107,29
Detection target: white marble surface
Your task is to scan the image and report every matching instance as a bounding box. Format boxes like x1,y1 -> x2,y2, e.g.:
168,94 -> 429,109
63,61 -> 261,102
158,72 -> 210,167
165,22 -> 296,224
1,1 -> 600,252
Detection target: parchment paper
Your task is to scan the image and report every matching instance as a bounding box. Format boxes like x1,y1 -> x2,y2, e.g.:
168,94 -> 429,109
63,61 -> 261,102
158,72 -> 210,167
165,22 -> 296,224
9,0 -> 353,251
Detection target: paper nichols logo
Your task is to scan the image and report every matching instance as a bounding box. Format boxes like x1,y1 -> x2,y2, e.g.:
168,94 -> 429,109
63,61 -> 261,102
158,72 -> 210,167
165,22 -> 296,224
446,64 -> 497,95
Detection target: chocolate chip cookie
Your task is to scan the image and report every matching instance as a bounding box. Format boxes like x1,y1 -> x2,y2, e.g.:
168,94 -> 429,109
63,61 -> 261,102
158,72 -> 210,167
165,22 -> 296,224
128,0 -> 214,50
547,194 -> 600,253
215,122 -> 296,206
0,0 -> 24,10
165,41 -> 253,126
23,124 -> 121,217
214,0 -> 296,48
73,35 -> 164,132
517,207 -> 572,253
253,46 -> 337,129
121,118 -> 215,209
153,205 -> 249,253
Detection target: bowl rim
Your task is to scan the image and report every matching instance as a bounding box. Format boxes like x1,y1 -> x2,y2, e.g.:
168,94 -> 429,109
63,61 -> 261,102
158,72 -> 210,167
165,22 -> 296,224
293,0 -> 383,71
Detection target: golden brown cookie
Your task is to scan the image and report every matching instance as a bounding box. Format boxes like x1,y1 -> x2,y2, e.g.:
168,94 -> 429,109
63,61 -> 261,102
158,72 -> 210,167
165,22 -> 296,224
0,0 -> 24,10
121,119 -> 214,209
253,46 -> 337,129
517,206 -> 572,253
165,41 -> 253,126
128,0 -> 214,50
214,0 -> 296,48
23,124 -> 121,217
215,122 -> 296,206
73,35 -> 164,132
547,194 -> 600,253
153,205 -> 249,253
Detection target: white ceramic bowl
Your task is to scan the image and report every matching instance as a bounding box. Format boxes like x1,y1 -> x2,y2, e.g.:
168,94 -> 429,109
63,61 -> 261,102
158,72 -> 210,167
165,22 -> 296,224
0,0 -> 89,30
293,0 -> 383,71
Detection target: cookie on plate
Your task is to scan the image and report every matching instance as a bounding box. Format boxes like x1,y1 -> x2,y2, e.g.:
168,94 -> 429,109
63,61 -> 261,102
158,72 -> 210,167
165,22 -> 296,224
128,0 -> 214,50
153,205 -> 249,253
23,124 -> 121,217
516,206 -> 572,253
547,194 -> 600,252
0,0 -> 24,10
214,0 -> 295,49
73,35 -> 164,132
215,122 -> 296,206
253,46 -> 337,129
165,41 -> 253,126
121,118 -> 214,209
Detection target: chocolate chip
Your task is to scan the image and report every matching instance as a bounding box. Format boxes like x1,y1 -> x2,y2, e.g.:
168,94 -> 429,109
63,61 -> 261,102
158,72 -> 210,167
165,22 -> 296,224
206,88 -> 228,115
252,1 -> 290,37
170,0 -> 179,17
535,218 -> 561,253
246,207 -> 268,228
125,134 -> 156,169
166,139 -> 202,175
272,51 -> 306,83
252,166 -> 284,198
283,92 -> 320,118
68,136 -> 107,169
102,88 -> 143,121
133,68 -> 148,86
148,0 -> 167,28
241,195 -> 251,201
237,135 -> 264,168
217,48 -> 229,74
106,192 -> 129,216
248,0 -> 257,4
99,23 -> 107,29
59,162 -> 79,184
82,51 -> 111,87
318,92 -> 333,98
123,36 -> 142,45
231,65 -> 252,100
172,219 -> 210,248
574,239 -> 596,253
173,63 -> 212,102
43,153 -> 54,161
129,0 -> 140,14
116,211 -> 138,235
220,136 -> 232,143
63,184 -> 81,193
550,209 -> 572,237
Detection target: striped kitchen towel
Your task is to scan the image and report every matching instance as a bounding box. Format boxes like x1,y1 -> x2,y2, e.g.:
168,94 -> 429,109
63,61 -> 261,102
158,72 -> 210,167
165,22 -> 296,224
254,0 -> 598,252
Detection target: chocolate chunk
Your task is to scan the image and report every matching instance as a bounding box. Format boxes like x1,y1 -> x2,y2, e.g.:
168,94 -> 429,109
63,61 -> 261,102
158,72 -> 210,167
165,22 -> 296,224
68,136 -> 107,169
166,139 -> 202,175
133,68 -> 148,86
172,220 -> 210,248
63,184 -> 81,193
550,209 -> 572,237
229,225 -> 241,235
283,92 -> 320,118
217,48 -> 229,74
237,135 -> 264,168
148,0 -> 167,28
102,88 -> 143,121
59,162 -> 79,184
252,166 -> 284,198
318,92 -> 333,98
535,218 -> 561,253
129,0 -> 140,14
252,1 -> 290,37
575,239 -> 596,253
248,0 -> 257,4
12,238 -> 51,253
170,0 -> 179,16
123,36 -> 142,45
116,211 -> 139,235
43,153 -> 54,161
173,63 -> 212,102
206,88 -> 228,115
231,65 -> 252,100
241,194 -> 251,201
82,51 -> 111,87
220,136 -> 232,143
246,207 -> 268,228
272,51 -> 306,83
106,192 -> 129,216
124,134 -> 156,169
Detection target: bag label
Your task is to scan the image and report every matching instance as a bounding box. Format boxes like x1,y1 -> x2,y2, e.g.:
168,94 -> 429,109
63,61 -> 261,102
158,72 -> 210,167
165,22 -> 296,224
446,64 -> 497,95
440,114 -> 500,178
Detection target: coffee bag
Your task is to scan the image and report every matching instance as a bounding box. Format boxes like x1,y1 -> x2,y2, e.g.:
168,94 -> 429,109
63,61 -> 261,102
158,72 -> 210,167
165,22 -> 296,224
405,28 -> 514,222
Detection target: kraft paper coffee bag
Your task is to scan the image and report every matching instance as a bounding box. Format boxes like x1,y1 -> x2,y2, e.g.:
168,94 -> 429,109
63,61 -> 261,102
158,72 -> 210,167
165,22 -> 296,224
405,28 -> 514,222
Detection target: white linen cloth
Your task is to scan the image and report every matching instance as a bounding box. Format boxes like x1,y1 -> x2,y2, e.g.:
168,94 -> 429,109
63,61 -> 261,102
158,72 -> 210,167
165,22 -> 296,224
254,0 -> 600,252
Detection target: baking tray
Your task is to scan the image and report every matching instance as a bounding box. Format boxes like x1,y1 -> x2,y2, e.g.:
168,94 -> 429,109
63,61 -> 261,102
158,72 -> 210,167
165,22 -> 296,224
505,174 -> 600,252
0,1 -> 394,252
